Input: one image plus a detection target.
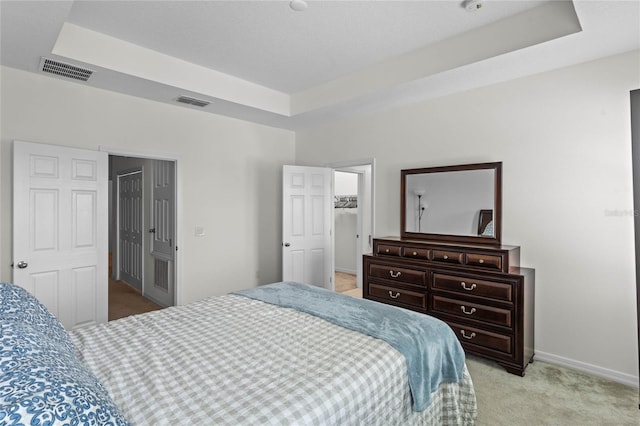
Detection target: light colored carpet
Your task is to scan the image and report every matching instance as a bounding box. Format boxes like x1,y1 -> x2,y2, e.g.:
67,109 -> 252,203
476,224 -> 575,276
466,355 -> 638,425
341,287 -> 362,298
335,271 -> 357,292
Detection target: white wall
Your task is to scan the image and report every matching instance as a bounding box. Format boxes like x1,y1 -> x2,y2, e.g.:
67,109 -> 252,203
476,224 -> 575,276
296,50 -> 640,383
0,66 -> 295,304
335,171 -> 358,196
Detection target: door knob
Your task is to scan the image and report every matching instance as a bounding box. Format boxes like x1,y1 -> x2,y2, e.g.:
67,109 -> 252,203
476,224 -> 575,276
283,242 -> 291,247
16,261 -> 28,269
149,228 -> 156,234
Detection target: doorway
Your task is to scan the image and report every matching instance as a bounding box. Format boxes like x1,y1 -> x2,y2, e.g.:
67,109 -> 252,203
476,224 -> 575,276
334,171 -> 358,294
330,159 -> 375,296
108,154 -> 177,319
281,159 -> 375,294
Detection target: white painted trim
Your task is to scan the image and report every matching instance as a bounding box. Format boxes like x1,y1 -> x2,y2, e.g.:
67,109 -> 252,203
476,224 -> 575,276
99,145 -> 179,162
143,292 -> 168,309
535,350 -> 639,388
55,23 -> 290,116
99,145 -> 183,306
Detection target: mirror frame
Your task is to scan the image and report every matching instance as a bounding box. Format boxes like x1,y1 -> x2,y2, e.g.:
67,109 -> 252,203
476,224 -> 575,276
400,162 -> 502,245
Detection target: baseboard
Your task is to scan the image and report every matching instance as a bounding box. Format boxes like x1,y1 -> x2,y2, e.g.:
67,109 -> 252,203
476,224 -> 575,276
142,292 -> 170,309
335,267 -> 356,275
535,350 -> 639,388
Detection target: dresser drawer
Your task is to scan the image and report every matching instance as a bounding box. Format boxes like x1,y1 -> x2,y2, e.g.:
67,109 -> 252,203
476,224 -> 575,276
432,296 -> 512,328
467,253 -> 503,270
402,247 -> 430,260
377,244 -> 401,256
448,321 -> 513,355
432,249 -> 464,264
368,283 -> 427,311
432,273 -> 513,302
369,264 -> 427,286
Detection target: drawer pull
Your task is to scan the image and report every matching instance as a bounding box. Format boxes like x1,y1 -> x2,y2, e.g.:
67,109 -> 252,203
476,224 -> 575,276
461,306 -> 477,315
461,330 -> 476,340
389,270 -> 402,278
412,251 -> 417,256
443,255 -> 449,260
479,259 -> 485,264
389,291 -> 400,299
460,282 -> 477,291
385,249 -> 390,253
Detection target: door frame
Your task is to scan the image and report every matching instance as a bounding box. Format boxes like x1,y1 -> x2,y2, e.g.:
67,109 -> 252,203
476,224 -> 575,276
630,88 -> 640,402
326,158 -> 376,289
100,146 -> 182,306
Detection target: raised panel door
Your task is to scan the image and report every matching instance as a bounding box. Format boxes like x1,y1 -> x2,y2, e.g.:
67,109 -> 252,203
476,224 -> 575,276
13,141 -> 107,329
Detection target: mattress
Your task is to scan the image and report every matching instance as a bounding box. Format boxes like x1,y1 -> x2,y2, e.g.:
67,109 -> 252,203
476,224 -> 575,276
70,293 -> 477,425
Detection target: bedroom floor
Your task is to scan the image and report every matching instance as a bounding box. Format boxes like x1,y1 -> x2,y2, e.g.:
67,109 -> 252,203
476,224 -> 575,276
336,272 -> 362,297
109,273 -> 362,320
108,278 -> 162,321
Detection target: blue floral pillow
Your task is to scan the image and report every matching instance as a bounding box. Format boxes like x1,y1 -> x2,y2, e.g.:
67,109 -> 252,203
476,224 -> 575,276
0,283 -> 130,425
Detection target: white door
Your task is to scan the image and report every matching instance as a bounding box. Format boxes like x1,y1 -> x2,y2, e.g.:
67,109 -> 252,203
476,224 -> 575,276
147,160 -> 175,307
13,141 -> 108,329
282,165 -> 333,289
117,170 -> 143,290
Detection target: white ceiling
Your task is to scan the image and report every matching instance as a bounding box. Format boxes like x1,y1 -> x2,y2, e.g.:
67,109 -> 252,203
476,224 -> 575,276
1,1 -> 639,130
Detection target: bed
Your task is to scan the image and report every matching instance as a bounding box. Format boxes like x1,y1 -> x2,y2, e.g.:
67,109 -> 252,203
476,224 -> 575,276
1,281 -> 477,425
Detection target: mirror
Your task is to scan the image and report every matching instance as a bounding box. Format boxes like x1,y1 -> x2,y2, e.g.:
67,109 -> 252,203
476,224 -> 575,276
401,162 -> 502,245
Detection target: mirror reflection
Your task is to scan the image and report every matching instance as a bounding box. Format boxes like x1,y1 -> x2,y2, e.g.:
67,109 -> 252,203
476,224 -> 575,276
405,169 -> 495,236
401,162 -> 501,244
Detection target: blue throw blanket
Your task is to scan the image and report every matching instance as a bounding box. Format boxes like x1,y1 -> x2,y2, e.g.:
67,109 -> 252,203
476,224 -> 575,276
233,282 -> 465,411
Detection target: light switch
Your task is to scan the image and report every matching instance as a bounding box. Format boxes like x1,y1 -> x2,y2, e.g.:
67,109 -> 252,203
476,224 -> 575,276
195,226 -> 205,237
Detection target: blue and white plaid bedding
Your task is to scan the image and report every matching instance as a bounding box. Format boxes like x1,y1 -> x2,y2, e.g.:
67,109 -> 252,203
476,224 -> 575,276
234,282 -> 467,412
71,293 -> 477,425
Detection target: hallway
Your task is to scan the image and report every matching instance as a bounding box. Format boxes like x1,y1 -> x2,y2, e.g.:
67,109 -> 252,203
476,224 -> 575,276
109,278 -> 162,321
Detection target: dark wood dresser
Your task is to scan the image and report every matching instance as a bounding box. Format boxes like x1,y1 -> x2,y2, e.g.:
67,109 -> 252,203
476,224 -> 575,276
364,237 -> 535,376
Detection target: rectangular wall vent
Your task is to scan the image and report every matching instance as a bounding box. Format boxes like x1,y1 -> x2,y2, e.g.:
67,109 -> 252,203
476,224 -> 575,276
176,96 -> 210,107
154,258 -> 169,292
39,57 -> 93,82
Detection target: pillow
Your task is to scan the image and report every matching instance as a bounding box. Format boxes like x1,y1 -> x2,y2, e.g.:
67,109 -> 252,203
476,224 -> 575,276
0,283 -> 130,425
0,282 -> 75,353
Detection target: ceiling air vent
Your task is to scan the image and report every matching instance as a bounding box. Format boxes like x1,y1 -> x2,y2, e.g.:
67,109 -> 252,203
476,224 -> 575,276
39,57 -> 93,82
176,96 -> 210,107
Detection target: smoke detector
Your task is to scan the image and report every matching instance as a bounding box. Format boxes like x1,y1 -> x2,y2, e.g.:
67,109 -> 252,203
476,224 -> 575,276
463,0 -> 484,11
290,0 -> 307,12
